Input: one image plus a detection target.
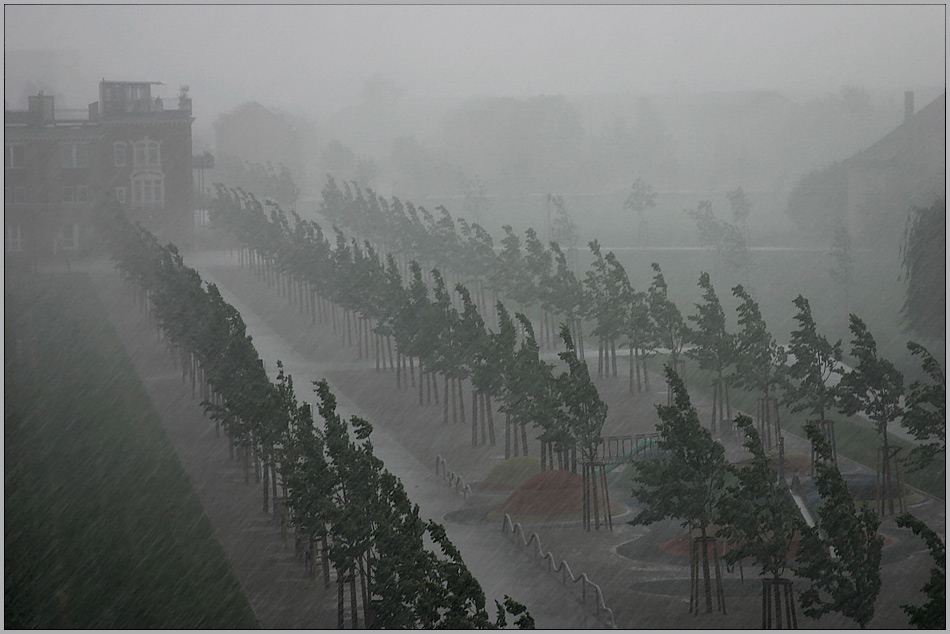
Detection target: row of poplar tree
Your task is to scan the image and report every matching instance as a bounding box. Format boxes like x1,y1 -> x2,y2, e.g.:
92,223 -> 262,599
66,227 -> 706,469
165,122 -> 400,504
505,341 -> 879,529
96,199 -> 534,630
209,178 -> 944,629
210,185 -> 616,473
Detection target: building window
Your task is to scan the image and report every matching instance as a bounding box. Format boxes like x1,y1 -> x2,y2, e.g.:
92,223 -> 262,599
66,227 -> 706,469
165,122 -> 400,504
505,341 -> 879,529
132,174 -> 164,205
116,187 -> 127,203
61,143 -> 89,168
14,187 -> 26,204
133,138 -> 161,166
5,225 -> 23,253
194,209 -> 210,228
114,143 -> 126,167
62,186 -> 74,204
56,223 -> 79,252
77,185 -> 88,204
5,144 -> 25,169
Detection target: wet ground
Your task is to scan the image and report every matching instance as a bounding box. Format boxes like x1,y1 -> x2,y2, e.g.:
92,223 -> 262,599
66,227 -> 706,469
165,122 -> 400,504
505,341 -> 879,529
84,249 -> 945,629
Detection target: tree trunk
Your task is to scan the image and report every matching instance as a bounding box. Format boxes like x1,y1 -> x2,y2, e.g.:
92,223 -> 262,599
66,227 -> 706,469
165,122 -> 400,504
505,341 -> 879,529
701,528 -> 713,613
444,375 -> 451,424
486,394 -> 496,446
337,574 -> 345,628
350,575 -> 359,628
597,337 -> 604,379
611,338 -> 618,377
262,458 -> 269,513
642,347 -> 651,392
521,423 -> 529,456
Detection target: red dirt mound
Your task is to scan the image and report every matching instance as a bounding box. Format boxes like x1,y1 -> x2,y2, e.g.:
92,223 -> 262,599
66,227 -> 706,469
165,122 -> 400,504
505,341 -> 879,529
493,470 -> 584,522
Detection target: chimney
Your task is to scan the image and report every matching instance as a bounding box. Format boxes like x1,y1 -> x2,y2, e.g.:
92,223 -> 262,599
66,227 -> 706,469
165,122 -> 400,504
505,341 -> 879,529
27,92 -> 54,125
904,90 -> 915,124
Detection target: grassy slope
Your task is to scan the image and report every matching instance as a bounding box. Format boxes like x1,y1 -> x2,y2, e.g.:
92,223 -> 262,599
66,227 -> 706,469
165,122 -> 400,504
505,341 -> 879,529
4,272 -> 258,629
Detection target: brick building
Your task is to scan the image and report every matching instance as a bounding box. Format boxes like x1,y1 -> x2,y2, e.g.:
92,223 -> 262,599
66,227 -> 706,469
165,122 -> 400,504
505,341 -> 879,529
5,79 -> 195,260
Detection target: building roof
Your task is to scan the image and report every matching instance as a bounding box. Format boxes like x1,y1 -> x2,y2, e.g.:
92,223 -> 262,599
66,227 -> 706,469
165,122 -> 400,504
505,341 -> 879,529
846,93 -> 945,167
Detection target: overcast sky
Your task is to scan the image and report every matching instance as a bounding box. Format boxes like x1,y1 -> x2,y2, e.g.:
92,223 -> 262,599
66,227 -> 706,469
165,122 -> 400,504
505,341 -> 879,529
5,4 -> 946,118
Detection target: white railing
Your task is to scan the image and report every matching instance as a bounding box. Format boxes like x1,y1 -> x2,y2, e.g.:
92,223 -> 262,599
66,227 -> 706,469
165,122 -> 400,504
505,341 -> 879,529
501,513 -> 616,629
434,455 -> 473,498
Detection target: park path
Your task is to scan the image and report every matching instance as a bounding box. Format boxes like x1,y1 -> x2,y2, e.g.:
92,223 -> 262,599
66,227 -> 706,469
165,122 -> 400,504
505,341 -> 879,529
197,262 -> 609,629
86,248 -> 945,630
87,253 -> 608,629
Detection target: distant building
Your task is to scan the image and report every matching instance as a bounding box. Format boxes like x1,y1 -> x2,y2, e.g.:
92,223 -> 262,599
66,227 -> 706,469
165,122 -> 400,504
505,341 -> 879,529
5,79 -> 195,260
214,101 -> 297,171
786,92 -> 945,243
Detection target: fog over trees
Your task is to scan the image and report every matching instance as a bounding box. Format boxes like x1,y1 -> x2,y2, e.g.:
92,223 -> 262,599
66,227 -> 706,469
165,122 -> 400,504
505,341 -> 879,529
5,4 -> 944,631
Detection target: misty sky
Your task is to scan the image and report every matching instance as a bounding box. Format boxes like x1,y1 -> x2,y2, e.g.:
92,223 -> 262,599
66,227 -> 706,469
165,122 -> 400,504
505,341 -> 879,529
5,4 -> 946,117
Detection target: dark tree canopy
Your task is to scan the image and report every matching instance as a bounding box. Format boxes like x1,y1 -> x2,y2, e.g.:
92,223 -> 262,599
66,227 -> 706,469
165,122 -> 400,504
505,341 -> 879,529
901,341 -> 946,472
894,513 -> 946,630
796,421 -> 883,629
899,198 -> 945,341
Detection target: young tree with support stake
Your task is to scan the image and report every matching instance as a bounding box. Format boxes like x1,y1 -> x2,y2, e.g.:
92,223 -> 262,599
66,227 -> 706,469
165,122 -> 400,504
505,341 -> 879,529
784,295 -> 843,474
732,284 -> 787,451
685,272 -> 734,435
836,315 -> 905,516
648,263 -> 687,403
553,325 -> 609,530
630,367 -> 729,614
718,415 -> 805,628
796,421 -> 883,630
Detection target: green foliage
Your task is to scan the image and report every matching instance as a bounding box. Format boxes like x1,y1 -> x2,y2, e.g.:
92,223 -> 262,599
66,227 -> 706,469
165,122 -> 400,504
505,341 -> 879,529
837,315 -> 904,441
796,422 -> 883,629
784,294 -> 843,421
899,198 -> 946,340
648,262 -> 687,365
732,284 -> 787,399
894,513 -> 946,630
554,324 -> 608,462
718,415 -> 805,579
685,271 -> 733,381
901,341 -> 946,472
101,198 -> 534,630
630,366 -> 728,531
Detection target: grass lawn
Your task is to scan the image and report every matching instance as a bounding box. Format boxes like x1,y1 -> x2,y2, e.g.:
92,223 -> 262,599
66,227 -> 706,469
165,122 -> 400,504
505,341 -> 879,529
4,272 -> 259,629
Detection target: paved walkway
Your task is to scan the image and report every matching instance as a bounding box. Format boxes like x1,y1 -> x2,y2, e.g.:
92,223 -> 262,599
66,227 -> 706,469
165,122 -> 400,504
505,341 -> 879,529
199,265 -> 610,629
86,248 -> 946,629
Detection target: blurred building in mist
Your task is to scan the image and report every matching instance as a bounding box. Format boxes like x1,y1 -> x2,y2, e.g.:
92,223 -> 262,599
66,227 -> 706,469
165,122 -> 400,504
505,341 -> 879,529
212,102 -> 300,209
785,91 -> 946,244
5,79 -> 195,261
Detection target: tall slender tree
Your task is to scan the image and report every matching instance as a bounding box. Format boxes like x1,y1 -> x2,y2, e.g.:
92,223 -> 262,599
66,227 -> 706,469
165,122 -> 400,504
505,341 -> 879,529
836,315 -> 904,516
631,367 -> 729,614
732,284 -> 787,450
685,272 -> 734,434
797,421 -> 883,630
785,295 -> 843,469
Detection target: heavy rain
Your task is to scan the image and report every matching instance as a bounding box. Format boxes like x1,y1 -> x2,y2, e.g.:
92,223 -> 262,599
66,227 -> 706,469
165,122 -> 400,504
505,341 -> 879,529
4,4 -> 946,630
